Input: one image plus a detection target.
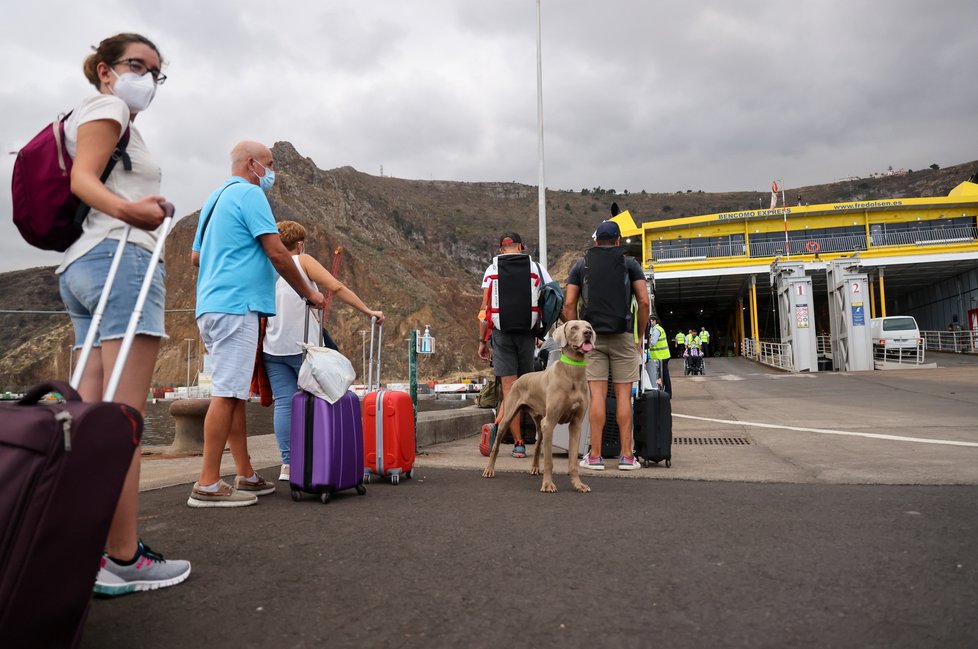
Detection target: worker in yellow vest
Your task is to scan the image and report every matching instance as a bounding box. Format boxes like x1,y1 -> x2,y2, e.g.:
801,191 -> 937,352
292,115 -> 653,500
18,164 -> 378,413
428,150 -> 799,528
699,326 -> 711,358
648,316 -> 671,394
674,330 -> 686,357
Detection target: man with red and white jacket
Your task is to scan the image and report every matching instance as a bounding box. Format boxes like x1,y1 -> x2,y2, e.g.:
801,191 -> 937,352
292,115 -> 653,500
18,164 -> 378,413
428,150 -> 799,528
477,232 -> 553,458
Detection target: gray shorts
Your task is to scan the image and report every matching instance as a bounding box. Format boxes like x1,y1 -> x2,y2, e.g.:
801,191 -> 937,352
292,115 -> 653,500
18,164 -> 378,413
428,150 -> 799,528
197,311 -> 259,399
490,329 -> 536,377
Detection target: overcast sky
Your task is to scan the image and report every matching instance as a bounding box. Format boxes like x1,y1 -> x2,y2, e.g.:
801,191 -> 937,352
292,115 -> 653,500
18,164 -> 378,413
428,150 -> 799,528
2,0 -> 976,272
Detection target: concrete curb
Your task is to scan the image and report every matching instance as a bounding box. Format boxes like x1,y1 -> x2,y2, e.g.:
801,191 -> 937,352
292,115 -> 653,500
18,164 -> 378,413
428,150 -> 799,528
139,404 -> 494,492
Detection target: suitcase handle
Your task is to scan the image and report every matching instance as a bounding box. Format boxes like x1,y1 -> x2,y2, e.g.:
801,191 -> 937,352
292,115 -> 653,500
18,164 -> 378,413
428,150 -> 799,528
366,316 -> 382,392
18,381 -> 82,405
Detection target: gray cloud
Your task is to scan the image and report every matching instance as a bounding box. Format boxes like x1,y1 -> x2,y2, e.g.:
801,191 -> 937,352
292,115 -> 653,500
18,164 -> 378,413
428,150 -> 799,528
1,0 -> 976,271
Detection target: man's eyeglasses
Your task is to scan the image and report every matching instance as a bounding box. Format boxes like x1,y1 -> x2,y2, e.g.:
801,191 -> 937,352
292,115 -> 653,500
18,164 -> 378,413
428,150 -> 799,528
112,58 -> 167,85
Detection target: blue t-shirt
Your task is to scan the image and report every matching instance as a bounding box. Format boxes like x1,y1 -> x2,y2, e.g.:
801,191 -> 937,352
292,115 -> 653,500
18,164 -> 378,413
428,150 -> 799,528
192,177 -> 280,317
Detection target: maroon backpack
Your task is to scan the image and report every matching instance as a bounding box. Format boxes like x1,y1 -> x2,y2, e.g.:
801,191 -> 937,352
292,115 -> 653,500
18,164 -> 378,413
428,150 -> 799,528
11,112 -> 130,252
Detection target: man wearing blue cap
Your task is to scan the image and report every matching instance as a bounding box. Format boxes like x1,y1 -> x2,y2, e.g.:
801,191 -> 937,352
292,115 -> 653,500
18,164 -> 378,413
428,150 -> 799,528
561,220 -> 650,470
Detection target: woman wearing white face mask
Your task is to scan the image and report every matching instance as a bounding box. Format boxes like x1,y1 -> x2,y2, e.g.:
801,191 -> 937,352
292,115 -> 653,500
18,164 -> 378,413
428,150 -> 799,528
58,33 -> 191,596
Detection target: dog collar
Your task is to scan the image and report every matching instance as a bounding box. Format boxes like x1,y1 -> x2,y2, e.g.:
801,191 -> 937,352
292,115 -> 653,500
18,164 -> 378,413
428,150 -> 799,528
559,353 -> 587,366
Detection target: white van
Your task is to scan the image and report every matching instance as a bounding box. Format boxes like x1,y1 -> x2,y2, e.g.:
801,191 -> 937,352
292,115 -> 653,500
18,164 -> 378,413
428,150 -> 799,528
870,316 -> 921,350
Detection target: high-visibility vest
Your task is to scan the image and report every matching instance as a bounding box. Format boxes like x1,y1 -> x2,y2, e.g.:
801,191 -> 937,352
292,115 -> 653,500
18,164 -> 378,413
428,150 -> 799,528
675,332 -> 685,345
686,334 -> 701,349
650,325 -> 670,360
700,329 -> 710,343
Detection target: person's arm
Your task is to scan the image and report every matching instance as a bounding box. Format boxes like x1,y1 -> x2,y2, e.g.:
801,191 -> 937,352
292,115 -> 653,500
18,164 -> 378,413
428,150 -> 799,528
562,284 -> 580,323
632,279 -> 650,348
259,234 -> 325,308
650,326 -> 660,346
298,253 -> 383,323
71,119 -> 166,230
478,285 -> 491,360
191,250 -> 200,267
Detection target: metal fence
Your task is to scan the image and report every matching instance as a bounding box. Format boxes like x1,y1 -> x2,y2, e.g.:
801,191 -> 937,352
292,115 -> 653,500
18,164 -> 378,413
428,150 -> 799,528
921,330 -> 978,353
742,337 -> 794,370
873,342 -> 926,365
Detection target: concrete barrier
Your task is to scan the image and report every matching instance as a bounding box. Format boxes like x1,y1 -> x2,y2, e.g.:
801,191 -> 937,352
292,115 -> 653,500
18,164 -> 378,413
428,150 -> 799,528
417,405 -> 492,447
167,398 -> 211,455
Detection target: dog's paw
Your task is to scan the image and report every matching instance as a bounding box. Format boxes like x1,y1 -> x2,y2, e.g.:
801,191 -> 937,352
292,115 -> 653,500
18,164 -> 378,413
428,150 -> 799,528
529,464 -> 541,475
540,480 -> 558,493
572,481 -> 591,493
482,468 -> 495,478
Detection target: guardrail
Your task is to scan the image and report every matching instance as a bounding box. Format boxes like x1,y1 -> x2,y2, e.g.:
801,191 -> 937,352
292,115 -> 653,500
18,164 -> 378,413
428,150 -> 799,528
921,330 -> 977,353
742,338 -> 794,370
873,342 -> 926,365
650,226 -> 977,264
873,226 -> 978,248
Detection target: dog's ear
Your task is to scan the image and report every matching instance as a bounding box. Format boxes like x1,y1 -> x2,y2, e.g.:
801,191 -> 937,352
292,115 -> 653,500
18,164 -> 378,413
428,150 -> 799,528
553,323 -> 567,347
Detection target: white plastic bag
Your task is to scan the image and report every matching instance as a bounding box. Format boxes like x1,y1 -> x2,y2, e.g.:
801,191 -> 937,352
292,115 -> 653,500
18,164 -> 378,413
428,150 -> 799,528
297,343 -> 356,404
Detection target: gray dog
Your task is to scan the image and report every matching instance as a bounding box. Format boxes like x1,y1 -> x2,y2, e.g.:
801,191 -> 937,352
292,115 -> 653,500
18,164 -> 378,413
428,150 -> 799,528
482,320 -> 595,493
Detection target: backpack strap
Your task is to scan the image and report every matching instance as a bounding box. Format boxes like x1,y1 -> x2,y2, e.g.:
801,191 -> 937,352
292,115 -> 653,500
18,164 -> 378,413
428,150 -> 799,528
198,180 -> 242,243
72,124 -> 132,227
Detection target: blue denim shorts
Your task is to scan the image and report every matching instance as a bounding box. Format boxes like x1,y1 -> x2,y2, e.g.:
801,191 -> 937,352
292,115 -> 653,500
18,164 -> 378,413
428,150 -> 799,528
59,238 -> 167,348
197,311 -> 259,399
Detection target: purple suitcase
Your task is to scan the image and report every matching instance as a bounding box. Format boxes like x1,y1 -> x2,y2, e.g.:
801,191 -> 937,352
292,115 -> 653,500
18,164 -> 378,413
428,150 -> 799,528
289,390 -> 367,504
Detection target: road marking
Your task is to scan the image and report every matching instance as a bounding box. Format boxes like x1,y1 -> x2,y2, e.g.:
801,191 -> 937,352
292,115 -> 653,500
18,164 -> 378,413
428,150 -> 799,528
674,413 -> 978,448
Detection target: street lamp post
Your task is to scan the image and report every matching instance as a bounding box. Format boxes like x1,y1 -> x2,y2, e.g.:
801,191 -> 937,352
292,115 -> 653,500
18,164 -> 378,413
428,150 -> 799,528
185,338 -> 194,398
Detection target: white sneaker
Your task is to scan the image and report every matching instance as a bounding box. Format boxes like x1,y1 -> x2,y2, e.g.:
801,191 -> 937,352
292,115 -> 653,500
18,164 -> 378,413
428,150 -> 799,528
279,464 -> 290,481
618,455 -> 642,471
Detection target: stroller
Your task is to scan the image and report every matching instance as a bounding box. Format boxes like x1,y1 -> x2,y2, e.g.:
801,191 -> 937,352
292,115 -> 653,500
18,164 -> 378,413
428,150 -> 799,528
683,348 -> 705,375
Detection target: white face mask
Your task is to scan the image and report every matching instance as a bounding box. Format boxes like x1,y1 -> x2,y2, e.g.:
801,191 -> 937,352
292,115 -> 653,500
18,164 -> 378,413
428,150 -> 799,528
111,69 -> 157,113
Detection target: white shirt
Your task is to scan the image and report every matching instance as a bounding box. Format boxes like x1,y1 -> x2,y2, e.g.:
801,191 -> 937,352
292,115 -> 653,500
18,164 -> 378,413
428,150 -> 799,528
481,254 -> 553,329
56,94 -> 164,274
264,255 -> 321,356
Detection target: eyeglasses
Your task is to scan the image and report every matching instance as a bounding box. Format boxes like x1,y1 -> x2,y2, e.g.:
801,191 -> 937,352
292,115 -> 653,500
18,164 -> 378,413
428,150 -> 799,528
112,58 -> 167,85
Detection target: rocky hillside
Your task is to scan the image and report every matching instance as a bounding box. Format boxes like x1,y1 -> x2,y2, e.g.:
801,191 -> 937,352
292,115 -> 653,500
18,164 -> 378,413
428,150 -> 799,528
1,146 -> 974,391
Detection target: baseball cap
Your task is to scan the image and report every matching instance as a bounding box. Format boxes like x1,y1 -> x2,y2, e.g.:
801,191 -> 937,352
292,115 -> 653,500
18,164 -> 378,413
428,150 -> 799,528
593,220 -> 621,241
499,232 -> 523,247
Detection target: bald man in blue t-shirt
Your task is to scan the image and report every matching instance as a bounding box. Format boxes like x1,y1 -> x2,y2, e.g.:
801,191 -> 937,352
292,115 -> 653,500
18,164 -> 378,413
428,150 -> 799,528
189,140 -> 325,508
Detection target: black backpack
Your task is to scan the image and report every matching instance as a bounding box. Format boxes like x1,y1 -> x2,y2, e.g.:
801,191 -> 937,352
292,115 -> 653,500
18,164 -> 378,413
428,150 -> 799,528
580,246 -> 632,334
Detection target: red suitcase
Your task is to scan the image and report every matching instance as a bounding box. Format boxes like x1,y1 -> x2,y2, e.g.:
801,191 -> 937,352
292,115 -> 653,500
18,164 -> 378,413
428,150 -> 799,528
0,212 -> 173,648
362,318 -> 416,485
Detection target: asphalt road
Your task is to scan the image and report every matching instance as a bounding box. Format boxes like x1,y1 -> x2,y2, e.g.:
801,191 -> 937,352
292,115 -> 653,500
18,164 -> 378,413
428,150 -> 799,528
82,468 -> 978,649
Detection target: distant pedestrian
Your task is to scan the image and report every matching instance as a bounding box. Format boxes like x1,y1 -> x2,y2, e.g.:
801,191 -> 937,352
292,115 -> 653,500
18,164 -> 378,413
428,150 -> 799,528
674,330 -> 686,357
699,326 -> 711,358
261,220 -> 383,483
478,232 -> 553,458
189,141 -> 326,508
649,315 -> 672,395
57,32 -> 190,596
562,220 -> 650,471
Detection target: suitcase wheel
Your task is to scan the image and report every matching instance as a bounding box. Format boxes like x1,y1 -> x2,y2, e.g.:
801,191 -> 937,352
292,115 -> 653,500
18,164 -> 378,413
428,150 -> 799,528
290,488 -> 301,502
320,492 -> 331,504
665,459 -> 672,468
391,474 -> 400,485
363,471 -> 371,484
407,468 -> 415,480
356,484 -> 367,496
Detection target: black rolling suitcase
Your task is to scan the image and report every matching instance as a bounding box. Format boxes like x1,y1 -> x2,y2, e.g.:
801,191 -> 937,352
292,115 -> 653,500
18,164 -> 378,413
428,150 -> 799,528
634,361 -> 673,467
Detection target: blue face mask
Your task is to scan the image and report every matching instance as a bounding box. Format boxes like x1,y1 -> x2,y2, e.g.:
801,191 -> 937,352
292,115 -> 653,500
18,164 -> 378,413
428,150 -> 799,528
253,160 -> 276,192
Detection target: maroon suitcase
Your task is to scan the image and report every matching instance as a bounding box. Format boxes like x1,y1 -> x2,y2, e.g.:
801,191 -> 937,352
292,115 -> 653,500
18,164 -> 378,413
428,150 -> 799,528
0,212 -> 172,648
0,381 -> 142,648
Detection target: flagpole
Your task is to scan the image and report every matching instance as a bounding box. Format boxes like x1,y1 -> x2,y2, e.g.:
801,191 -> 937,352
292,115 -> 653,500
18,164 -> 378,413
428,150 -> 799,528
779,178 -> 788,259
536,0 -> 548,268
